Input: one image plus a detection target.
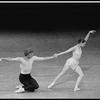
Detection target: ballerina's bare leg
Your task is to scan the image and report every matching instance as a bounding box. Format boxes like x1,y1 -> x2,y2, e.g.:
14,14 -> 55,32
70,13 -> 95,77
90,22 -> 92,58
74,65 -> 84,91
48,63 -> 84,91
48,64 -> 70,89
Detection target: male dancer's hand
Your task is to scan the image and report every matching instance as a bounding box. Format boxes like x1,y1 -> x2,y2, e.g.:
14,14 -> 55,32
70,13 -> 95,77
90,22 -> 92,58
89,30 -> 96,34
53,53 -> 58,58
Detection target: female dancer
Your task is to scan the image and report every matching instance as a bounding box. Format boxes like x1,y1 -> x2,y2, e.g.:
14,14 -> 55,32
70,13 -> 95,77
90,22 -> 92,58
48,30 -> 96,91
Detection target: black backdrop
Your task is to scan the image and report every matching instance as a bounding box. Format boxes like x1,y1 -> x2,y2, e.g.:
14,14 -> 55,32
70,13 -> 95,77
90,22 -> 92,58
0,3 -> 99,33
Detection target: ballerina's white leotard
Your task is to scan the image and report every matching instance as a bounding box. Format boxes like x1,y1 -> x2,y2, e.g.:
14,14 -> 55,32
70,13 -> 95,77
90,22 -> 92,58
65,45 -> 82,70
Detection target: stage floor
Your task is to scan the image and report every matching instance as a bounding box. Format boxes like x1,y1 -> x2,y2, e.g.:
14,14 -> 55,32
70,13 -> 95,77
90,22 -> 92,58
0,51 -> 100,98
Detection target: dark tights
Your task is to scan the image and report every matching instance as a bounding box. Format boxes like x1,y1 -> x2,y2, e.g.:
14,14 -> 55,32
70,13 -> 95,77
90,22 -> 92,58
19,73 -> 39,92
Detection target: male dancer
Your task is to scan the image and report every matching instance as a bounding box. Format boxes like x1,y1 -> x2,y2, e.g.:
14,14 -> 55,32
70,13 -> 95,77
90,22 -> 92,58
0,48 -> 57,93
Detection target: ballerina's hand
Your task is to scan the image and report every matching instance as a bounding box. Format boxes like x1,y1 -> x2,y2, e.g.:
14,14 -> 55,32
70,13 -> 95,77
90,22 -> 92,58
0,58 -> 2,61
89,30 -> 96,34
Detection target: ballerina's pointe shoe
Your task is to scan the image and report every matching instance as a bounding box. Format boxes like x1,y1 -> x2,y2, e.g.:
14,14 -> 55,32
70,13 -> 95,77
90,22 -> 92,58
48,83 -> 54,89
74,87 -> 80,92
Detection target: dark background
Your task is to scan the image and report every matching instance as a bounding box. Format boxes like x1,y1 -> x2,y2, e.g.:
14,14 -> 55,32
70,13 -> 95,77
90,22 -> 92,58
0,3 -> 99,53
0,3 -> 100,33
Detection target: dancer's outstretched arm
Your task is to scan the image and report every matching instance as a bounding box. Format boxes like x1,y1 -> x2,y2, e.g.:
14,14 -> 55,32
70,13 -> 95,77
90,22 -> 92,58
0,57 -> 20,62
34,54 -> 57,61
56,46 -> 76,56
84,30 -> 96,42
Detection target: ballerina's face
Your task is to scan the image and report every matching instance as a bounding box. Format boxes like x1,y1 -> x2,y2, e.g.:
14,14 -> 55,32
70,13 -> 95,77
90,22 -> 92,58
80,42 -> 86,47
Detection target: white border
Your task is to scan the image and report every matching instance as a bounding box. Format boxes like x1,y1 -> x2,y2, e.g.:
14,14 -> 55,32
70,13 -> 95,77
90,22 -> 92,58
0,1 -> 100,3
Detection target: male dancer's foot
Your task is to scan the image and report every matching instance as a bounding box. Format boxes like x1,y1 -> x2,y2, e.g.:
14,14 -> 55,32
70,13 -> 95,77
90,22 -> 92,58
15,86 -> 25,93
15,84 -> 23,89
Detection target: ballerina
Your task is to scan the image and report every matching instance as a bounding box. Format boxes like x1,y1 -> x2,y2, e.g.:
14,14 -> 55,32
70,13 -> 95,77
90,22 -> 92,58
48,30 -> 96,91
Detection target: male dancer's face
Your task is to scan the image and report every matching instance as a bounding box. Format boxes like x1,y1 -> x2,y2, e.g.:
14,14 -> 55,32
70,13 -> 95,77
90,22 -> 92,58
27,53 -> 33,59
